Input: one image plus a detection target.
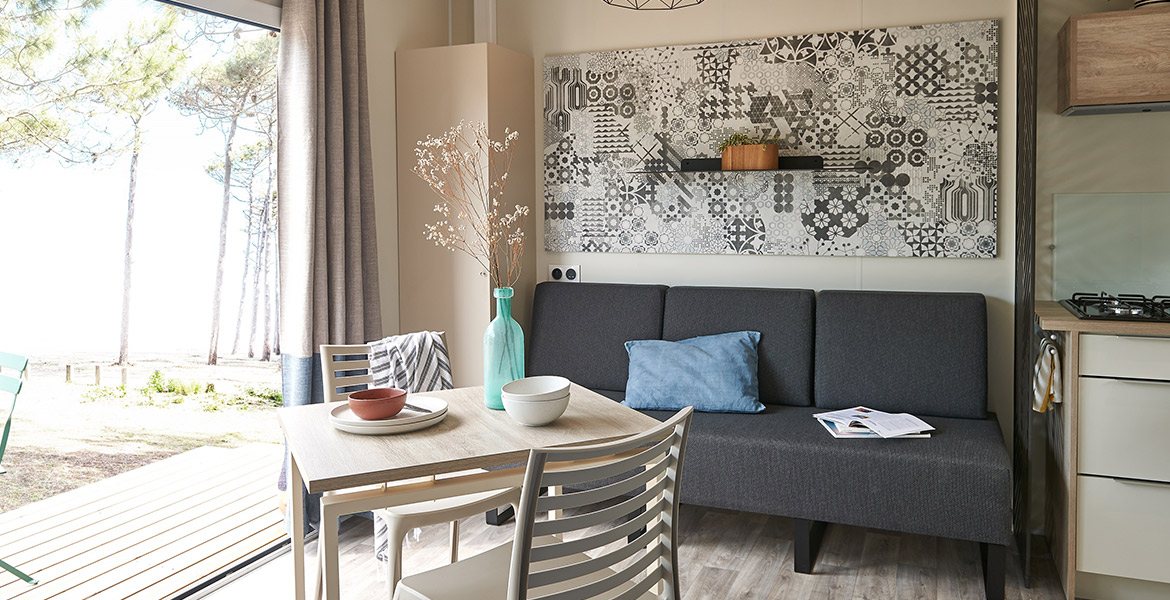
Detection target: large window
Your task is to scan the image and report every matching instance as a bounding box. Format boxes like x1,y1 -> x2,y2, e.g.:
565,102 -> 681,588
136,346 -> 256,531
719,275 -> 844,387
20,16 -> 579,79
1,0 -> 282,508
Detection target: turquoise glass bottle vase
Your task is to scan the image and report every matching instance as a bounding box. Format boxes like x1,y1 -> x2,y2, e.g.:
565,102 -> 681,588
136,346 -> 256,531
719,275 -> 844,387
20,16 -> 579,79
483,287 -> 524,410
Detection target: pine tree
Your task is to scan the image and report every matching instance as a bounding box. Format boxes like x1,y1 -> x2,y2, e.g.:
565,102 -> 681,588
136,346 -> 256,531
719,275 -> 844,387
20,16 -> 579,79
170,34 -> 277,365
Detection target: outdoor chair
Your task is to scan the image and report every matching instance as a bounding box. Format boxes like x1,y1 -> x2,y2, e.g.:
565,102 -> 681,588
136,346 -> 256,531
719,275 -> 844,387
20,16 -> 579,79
316,340 -> 521,598
0,371 -> 37,586
0,352 -> 30,475
393,406 -> 693,600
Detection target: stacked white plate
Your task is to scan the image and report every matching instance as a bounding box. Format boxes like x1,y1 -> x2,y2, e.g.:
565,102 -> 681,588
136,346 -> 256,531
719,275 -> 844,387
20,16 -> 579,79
329,395 -> 448,435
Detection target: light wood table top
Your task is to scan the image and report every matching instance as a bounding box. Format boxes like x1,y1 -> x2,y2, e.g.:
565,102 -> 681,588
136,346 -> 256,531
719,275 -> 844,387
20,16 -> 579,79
278,384 -> 661,494
1036,300 -> 1170,336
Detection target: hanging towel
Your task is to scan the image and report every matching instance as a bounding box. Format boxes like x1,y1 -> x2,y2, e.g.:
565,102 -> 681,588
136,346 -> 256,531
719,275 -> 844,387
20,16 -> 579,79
367,331 -> 453,393
365,330 -> 453,580
1032,337 -> 1063,413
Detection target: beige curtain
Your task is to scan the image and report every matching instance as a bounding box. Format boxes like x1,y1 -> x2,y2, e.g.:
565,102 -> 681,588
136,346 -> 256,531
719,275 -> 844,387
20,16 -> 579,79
276,0 -> 381,529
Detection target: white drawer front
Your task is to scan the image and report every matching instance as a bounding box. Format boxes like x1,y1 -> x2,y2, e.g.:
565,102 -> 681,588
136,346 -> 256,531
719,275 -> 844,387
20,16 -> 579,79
1077,475 -> 1170,584
1080,334 -> 1170,380
1079,377 -> 1170,483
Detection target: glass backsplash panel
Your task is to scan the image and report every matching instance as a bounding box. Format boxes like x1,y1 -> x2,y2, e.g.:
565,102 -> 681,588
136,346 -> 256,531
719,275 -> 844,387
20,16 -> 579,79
1053,193 -> 1170,299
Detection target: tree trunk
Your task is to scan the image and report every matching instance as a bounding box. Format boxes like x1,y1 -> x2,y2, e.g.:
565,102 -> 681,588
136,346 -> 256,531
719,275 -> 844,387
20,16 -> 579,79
266,138 -> 279,360
248,199 -> 268,358
273,229 -> 281,358
230,196 -> 256,356
261,212 -> 273,361
208,118 -> 238,365
117,124 -> 142,366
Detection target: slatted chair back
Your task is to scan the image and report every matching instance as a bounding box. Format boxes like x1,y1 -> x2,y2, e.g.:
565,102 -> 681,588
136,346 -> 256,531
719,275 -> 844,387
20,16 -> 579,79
0,374 -> 22,399
1,373 -> 25,467
507,406 -> 693,600
0,369 -> 38,584
319,344 -> 375,403
0,352 -> 28,378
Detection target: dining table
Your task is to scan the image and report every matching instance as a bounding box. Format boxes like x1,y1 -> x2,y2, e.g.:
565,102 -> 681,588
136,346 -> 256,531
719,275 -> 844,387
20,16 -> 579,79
278,384 -> 662,600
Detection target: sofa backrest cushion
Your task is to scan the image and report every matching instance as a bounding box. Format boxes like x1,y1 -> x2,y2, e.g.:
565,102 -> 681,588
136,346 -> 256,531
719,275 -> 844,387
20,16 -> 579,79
528,282 -> 668,392
814,290 -> 987,419
662,287 -> 815,406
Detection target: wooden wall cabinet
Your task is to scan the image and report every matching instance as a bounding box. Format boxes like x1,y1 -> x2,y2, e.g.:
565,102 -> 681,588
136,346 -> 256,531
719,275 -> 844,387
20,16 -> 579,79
395,44 -> 536,387
1058,7 -> 1170,115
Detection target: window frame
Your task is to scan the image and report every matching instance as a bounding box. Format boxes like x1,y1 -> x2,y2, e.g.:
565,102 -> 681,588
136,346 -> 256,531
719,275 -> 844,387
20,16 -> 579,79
157,0 -> 280,31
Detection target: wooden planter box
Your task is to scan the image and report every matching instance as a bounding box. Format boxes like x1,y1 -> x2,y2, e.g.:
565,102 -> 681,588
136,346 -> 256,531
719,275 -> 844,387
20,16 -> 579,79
721,144 -> 779,170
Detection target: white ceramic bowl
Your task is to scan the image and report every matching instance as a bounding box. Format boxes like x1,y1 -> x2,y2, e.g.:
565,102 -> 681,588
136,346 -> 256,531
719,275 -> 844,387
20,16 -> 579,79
503,394 -> 570,426
501,376 -> 571,403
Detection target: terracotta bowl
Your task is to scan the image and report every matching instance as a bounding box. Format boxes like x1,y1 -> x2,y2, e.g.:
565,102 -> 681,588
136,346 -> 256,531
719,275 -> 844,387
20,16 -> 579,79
348,387 -> 407,420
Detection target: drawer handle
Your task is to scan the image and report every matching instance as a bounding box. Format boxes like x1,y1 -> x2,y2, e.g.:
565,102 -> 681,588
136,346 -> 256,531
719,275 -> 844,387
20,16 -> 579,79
1112,378 -> 1170,387
1113,477 -> 1170,489
1111,335 -> 1170,341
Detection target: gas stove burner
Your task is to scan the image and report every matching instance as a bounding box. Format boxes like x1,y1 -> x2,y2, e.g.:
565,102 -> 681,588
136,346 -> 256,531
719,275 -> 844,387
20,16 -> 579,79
1103,300 -> 1143,316
1060,292 -> 1170,323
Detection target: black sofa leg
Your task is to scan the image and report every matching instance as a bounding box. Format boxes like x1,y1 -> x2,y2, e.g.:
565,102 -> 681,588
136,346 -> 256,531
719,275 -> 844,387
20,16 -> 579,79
485,505 -> 514,526
980,542 -> 1006,600
487,486 -> 550,526
793,519 -> 827,574
627,505 -> 647,543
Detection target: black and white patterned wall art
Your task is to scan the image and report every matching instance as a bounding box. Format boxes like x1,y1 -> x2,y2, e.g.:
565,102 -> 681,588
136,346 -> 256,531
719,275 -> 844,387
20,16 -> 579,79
542,20 -> 1000,258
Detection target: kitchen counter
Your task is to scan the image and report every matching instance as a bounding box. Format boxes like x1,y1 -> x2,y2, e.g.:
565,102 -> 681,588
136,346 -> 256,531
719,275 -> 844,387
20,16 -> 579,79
1035,300 -> 1170,600
1036,300 -> 1170,336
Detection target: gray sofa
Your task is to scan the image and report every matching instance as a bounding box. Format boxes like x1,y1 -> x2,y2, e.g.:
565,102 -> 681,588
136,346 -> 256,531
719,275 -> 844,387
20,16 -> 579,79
527,282 -> 1011,600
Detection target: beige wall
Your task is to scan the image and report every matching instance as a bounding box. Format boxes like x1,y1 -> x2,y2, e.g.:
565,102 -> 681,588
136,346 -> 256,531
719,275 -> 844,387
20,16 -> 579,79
394,43 -> 536,387
1035,0 -> 1170,300
364,1 -> 475,336
495,0 -> 1019,441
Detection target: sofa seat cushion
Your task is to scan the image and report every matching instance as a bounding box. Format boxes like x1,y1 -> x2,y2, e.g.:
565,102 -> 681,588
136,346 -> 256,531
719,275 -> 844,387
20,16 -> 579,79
639,405 -> 1011,546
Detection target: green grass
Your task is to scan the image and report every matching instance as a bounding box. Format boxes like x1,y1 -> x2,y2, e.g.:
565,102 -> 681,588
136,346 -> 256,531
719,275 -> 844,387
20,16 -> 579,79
81,385 -> 127,403
243,385 -> 282,406
143,370 -> 213,396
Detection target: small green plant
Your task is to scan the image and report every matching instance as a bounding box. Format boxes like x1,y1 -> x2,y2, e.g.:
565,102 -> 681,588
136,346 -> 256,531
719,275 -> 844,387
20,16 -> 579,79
82,385 -> 127,403
243,385 -> 282,406
144,370 -> 167,395
139,369 -> 212,402
213,385 -> 283,411
717,133 -> 774,153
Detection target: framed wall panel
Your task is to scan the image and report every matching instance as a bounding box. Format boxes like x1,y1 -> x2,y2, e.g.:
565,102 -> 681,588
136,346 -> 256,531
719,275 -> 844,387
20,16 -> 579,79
543,20 -> 1000,258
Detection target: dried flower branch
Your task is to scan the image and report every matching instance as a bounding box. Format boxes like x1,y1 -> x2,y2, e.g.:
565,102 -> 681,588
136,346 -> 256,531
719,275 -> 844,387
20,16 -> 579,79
413,121 -> 528,289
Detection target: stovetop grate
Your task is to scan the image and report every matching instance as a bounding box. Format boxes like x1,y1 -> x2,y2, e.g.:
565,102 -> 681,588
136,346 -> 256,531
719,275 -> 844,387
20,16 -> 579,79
1059,292 -> 1170,322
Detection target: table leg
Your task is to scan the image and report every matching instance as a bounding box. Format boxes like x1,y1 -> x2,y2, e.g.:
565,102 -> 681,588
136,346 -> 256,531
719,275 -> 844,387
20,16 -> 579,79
548,485 -> 565,542
549,485 -> 563,520
292,455 -> 306,600
322,501 -> 341,600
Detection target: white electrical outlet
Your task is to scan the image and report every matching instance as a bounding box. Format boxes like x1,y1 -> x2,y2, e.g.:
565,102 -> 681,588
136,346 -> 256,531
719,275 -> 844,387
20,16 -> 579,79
549,264 -> 581,283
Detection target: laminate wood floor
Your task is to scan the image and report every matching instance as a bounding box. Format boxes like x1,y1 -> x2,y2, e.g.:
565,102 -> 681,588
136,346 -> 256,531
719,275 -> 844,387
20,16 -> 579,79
208,504 -> 1067,600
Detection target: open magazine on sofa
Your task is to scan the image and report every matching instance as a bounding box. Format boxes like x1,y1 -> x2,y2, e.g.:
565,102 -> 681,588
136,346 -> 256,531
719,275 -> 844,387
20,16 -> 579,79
815,406 -> 934,439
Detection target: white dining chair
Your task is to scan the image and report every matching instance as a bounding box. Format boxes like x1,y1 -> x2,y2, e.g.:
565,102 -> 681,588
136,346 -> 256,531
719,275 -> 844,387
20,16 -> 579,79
317,342 -> 522,598
392,406 -> 693,600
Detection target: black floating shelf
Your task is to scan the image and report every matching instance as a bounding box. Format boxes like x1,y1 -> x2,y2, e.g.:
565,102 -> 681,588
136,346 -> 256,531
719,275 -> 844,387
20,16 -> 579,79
628,155 -> 856,174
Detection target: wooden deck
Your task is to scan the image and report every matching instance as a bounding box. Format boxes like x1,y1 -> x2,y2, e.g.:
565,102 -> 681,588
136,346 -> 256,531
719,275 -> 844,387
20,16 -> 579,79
0,444 -> 286,599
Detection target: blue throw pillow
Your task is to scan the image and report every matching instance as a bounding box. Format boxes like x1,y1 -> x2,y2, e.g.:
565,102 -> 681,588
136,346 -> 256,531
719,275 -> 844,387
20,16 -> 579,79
622,331 -> 764,414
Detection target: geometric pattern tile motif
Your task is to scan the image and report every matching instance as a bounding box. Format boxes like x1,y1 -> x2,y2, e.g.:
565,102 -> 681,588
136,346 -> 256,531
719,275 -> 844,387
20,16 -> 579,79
542,19 -> 999,258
